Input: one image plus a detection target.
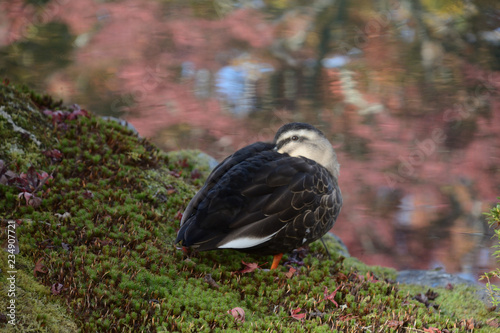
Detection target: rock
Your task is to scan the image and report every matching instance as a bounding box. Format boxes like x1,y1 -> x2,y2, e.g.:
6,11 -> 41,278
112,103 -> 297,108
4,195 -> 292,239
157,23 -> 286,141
397,269 -> 475,288
397,269 -> 499,310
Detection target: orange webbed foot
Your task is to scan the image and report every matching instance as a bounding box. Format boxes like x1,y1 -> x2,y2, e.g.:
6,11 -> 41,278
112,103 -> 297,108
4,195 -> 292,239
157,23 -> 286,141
270,253 -> 284,270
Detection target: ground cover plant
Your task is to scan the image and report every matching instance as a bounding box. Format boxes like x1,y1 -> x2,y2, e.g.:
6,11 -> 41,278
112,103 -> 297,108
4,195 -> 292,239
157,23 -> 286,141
481,200 -> 500,309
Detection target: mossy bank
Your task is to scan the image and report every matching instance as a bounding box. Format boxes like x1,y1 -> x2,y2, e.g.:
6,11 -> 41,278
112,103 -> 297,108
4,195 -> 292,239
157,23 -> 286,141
0,83 -> 498,332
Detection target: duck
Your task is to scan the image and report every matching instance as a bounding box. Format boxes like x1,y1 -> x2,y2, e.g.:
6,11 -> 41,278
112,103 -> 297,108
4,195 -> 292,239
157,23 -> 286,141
175,122 -> 342,269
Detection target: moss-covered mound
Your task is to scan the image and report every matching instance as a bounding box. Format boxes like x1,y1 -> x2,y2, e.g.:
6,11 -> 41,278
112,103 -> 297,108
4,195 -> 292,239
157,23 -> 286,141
0,83 -> 497,332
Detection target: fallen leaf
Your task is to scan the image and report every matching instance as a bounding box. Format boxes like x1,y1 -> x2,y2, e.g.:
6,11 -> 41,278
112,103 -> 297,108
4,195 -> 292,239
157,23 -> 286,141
0,170 -> 16,185
43,105 -> 89,124
414,293 -> 427,303
14,167 -> 52,196
285,267 -> 297,279
42,149 -> 63,162
34,258 -> 48,276
387,320 -> 403,329
238,261 -> 261,274
0,160 -> 16,185
227,307 -> 245,322
365,271 -> 379,282
423,327 -> 441,333
425,289 -> 439,300
336,272 -> 348,281
169,171 -> 181,178
17,191 -> 43,208
177,158 -> 190,168
25,166 -> 38,187
18,191 -> 33,203
290,307 -> 306,321
51,283 -> 63,295
67,105 -> 89,120
323,285 -> 341,307
338,314 -> 358,321
357,271 -> 379,282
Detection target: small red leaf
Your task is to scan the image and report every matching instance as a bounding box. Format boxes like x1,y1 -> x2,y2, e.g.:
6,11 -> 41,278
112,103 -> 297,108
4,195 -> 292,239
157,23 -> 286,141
227,307 -> 245,322
169,171 -> 181,178
323,285 -> 341,307
238,261 -> 261,274
290,307 -> 306,321
42,149 -> 63,161
34,258 -> 48,276
338,314 -> 357,322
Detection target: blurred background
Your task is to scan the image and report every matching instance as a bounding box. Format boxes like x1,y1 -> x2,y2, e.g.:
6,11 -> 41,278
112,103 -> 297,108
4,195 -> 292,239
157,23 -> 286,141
1,0 -> 499,281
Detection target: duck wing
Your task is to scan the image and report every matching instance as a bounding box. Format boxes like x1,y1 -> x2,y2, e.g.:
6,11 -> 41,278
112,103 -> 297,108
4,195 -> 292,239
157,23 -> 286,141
179,142 -> 274,227
176,148 -> 341,254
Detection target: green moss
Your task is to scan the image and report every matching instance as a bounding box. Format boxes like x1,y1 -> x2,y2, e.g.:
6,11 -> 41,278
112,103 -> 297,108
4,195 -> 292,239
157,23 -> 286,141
344,256 -> 398,281
481,199 -> 500,308
0,251 -> 78,332
398,283 -> 496,330
0,83 -> 497,332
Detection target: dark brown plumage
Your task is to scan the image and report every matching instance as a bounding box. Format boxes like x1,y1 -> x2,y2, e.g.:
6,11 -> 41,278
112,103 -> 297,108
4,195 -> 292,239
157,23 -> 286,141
175,122 -> 342,269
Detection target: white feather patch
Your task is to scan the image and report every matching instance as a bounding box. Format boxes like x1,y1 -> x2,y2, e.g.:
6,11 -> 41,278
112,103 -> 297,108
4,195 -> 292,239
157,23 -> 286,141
218,229 -> 282,249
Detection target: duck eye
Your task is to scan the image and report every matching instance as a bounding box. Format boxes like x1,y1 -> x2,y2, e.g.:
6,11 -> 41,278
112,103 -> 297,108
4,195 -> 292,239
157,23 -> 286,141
291,135 -> 299,141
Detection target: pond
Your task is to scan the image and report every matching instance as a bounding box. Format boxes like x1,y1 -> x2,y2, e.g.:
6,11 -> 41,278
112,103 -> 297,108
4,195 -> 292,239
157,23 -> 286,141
1,0 -> 499,282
